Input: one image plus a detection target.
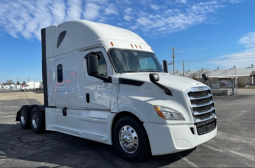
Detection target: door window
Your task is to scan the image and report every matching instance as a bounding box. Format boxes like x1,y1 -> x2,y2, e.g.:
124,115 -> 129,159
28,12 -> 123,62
96,52 -> 107,76
57,64 -> 63,83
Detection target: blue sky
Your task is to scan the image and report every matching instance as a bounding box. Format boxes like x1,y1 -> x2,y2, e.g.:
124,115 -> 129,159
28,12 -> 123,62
0,0 -> 255,83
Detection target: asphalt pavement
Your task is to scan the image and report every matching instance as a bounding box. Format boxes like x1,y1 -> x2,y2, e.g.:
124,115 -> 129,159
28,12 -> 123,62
0,89 -> 255,167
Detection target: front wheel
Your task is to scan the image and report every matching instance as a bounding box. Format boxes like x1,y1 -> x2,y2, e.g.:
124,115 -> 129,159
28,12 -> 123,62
113,116 -> 150,162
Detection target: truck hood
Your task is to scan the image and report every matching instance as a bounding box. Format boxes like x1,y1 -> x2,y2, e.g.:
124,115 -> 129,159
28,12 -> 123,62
119,72 -> 206,91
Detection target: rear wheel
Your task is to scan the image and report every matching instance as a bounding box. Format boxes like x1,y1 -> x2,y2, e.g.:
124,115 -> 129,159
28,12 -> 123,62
113,116 -> 150,162
31,108 -> 45,133
19,106 -> 32,129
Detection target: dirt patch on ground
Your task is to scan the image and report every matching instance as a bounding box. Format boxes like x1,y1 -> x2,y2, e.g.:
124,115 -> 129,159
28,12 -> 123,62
0,92 -> 44,104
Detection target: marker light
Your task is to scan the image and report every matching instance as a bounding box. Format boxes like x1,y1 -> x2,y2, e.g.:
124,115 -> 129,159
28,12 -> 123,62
139,45 -> 142,49
154,106 -> 165,119
135,44 -> 138,48
130,44 -> 133,48
110,42 -> 114,46
153,105 -> 185,120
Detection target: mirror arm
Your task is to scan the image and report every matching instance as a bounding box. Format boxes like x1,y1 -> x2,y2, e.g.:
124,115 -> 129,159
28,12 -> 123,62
152,81 -> 172,96
149,73 -> 172,96
93,75 -> 112,83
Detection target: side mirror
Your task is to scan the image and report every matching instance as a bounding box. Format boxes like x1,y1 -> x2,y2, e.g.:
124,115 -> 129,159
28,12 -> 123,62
149,73 -> 159,82
202,74 -> 209,81
163,60 -> 168,73
87,54 -> 98,76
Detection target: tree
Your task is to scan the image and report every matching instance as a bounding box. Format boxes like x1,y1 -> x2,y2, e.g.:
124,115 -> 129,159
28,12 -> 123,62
17,81 -> 20,85
22,81 -> 26,85
6,80 -> 14,85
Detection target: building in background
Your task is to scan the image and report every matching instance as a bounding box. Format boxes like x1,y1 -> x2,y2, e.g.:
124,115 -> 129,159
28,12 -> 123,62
178,65 -> 255,87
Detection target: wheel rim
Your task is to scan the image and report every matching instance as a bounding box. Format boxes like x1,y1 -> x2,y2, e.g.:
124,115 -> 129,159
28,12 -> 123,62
20,110 -> 26,125
32,112 -> 38,128
119,125 -> 139,154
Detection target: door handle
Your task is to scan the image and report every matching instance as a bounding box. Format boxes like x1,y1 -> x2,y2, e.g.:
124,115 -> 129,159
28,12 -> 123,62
62,107 -> 67,116
86,93 -> 90,103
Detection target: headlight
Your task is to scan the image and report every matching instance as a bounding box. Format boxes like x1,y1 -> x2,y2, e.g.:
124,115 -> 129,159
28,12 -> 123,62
153,105 -> 185,120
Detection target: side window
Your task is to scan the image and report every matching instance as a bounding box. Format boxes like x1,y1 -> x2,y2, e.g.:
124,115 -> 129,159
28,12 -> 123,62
97,52 -> 107,76
57,31 -> 66,48
57,64 -> 63,83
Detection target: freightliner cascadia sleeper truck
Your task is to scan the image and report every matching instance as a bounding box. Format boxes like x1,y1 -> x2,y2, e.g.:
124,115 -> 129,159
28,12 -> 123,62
16,20 -> 217,161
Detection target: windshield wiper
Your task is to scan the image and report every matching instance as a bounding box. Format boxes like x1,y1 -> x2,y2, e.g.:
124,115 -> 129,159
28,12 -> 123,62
140,70 -> 161,72
122,71 -> 138,73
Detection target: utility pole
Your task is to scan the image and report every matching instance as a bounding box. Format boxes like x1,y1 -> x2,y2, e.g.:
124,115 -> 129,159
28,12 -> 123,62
183,61 -> 185,77
171,47 -> 176,75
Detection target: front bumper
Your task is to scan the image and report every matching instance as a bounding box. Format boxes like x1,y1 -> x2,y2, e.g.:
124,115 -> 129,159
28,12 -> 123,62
144,122 -> 217,156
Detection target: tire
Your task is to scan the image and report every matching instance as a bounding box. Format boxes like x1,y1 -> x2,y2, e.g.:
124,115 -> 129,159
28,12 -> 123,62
30,107 -> 45,133
19,106 -> 32,129
113,116 -> 150,162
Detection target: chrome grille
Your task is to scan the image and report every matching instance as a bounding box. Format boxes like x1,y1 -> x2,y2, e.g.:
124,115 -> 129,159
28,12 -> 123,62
185,86 -> 217,135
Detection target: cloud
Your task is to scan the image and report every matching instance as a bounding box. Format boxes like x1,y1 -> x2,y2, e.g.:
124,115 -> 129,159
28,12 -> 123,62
66,0 -> 82,20
124,8 -> 132,15
50,0 -> 66,24
123,15 -> 133,21
176,0 -> 187,3
239,32 -> 255,48
150,4 -> 160,10
104,4 -> 118,15
83,3 -> 100,20
0,0 -> 242,40
123,0 -> 132,4
127,1 -> 225,37
209,32 -> 255,68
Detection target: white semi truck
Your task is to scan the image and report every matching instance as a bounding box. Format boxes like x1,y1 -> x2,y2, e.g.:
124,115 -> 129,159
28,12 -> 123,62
21,81 -> 43,91
16,20 -> 217,161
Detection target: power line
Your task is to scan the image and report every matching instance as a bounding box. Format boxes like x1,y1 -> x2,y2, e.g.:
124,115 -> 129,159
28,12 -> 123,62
178,47 -> 255,53
176,56 -> 255,63
180,44 -> 252,50
174,55 -> 255,63
175,31 -> 251,48
174,53 -> 255,62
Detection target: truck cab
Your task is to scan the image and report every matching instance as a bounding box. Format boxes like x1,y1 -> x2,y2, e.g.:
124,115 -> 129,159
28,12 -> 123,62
17,20 -> 217,161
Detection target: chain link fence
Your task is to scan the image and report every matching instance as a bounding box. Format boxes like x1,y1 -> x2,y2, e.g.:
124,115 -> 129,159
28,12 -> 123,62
206,77 -> 238,95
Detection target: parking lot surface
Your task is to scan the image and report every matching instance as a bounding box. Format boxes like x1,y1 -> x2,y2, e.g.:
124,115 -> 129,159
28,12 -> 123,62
0,90 -> 255,167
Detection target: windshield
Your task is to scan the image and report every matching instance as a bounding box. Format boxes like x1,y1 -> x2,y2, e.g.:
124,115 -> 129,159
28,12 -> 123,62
109,49 -> 164,73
